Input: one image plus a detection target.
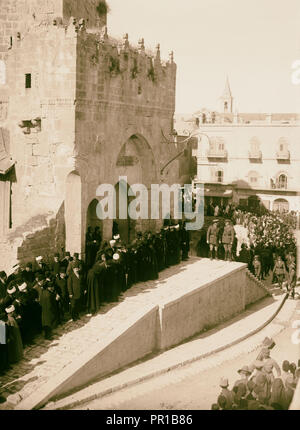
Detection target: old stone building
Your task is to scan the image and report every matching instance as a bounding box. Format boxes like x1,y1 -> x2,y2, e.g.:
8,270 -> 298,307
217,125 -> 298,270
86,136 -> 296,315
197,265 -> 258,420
0,0 -> 179,272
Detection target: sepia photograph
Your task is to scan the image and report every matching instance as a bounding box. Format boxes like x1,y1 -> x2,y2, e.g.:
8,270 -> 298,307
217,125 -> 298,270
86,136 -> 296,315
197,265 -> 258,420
0,0 -> 300,416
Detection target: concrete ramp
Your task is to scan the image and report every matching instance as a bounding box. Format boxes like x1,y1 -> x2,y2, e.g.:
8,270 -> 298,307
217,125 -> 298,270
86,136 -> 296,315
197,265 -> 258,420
14,258 -> 270,410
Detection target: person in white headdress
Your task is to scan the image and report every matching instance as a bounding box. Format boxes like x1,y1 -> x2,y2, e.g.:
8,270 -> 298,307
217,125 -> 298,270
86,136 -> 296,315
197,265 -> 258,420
5,305 -> 23,364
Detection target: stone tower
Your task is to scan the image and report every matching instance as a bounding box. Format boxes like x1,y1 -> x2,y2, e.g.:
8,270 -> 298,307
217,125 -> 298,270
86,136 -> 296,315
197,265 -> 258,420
220,76 -> 233,113
0,0 -> 178,272
0,0 -> 106,61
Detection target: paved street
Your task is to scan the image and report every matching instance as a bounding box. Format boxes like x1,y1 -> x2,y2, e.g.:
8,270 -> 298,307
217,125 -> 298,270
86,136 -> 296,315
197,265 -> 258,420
73,296 -> 300,410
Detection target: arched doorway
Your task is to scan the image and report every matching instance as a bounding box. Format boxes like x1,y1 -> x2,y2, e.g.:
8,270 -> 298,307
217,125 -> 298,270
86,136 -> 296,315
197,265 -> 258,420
65,171 -> 82,255
114,134 -> 157,242
86,199 -> 103,232
273,198 -> 289,213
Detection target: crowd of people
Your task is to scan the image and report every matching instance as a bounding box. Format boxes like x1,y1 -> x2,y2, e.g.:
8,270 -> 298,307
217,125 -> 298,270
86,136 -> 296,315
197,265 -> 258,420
0,221 -> 190,374
211,337 -> 299,410
204,201 -> 298,298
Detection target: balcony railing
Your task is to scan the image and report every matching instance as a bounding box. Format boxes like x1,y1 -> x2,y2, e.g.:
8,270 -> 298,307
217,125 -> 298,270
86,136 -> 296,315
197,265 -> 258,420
276,150 -> 290,161
248,150 -> 262,160
206,149 -> 228,159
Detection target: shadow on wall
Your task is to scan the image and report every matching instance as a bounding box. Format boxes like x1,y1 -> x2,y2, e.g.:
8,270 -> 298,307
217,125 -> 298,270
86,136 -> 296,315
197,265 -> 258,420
16,203 -> 66,265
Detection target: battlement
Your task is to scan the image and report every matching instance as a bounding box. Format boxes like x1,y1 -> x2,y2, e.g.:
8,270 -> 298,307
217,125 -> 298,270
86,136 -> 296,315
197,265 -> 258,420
72,18 -> 177,113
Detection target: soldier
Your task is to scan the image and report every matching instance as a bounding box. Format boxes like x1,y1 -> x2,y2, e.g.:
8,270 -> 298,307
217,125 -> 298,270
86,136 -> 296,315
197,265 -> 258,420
222,219 -> 235,261
272,256 -> 287,289
207,219 -> 220,260
287,261 -> 296,298
253,255 -> 262,280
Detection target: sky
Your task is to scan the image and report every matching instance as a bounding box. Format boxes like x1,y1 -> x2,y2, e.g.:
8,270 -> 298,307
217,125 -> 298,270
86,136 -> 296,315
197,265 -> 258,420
107,0 -> 300,114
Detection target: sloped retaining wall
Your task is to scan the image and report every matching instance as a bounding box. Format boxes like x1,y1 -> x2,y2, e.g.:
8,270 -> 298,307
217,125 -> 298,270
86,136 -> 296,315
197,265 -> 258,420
16,261 -> 270,410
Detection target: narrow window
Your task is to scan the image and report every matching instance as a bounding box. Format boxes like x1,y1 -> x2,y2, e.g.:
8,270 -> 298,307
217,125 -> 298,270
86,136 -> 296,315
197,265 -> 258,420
25,73 -> 32,89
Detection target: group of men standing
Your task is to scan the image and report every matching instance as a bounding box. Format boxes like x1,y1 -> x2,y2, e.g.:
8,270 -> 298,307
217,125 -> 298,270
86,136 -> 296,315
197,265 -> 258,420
0,221 -> 190,373
206,219 -> 236,261
85,222 -> 190,315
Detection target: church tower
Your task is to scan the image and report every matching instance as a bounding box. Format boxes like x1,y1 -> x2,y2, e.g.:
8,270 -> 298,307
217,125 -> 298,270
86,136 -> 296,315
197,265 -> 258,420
220,77 -> 233,113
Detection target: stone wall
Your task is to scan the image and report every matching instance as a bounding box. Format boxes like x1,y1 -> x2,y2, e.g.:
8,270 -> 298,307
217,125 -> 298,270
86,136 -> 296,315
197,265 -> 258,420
158,265 -> 246,350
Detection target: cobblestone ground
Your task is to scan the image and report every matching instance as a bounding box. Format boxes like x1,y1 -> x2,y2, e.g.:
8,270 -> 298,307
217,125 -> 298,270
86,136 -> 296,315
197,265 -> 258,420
0,257 -> 225,409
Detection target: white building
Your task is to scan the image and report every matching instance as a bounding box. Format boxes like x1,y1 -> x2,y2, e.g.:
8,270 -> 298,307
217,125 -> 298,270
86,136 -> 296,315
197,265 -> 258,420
176,79 -> 300,212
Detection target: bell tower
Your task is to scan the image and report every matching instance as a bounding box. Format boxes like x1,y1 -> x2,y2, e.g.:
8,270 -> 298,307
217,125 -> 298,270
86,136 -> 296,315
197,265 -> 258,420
220,77 -> 233,113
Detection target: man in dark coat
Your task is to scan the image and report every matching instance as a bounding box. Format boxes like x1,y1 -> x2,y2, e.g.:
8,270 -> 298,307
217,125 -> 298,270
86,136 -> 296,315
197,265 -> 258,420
21,263 -> 35,286
0,272 -> 7,311
86,253 -> 107,315
67,261 -> 84,321
32,256 -> 48,275
38,281 -> 59,339
50,253 -> 61,279
60,252 -> 73,273
0,311 -> 9,374
55,268 -> 69,318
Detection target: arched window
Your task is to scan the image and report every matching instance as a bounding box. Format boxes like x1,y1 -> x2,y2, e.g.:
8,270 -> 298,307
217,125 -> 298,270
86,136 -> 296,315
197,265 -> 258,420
224,101 -> 228,112
277,174 -> 288,189
278,137 -> 288,152
250,137 -> 260,153
273,198 -> 289,213
248,171 -> 260,186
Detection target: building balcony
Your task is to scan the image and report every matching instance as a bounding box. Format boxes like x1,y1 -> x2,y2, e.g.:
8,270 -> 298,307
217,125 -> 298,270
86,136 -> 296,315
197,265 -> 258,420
276,150 -> 290,161
248,150 -> 262,161
206,149 -> 228,159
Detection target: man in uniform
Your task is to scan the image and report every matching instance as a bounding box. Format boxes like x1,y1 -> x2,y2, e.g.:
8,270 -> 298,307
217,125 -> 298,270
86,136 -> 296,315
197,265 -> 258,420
207,219 -> 220,260
222,219 -> 235,261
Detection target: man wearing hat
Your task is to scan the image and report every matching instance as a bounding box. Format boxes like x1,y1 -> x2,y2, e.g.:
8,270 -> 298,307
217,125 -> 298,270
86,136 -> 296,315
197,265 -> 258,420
0,311 -> 9,374
15,282 -> 35,345
60,252 -> 73,273
219,377 -> 234,409
5,305 -> 23,364
0,271 -> 7,310
2,285 -> 18,312
22,262 -> 35,286
233,365 -> 252,389
68,261 -> 84,321
55,267 -> 69,319
33,256 -> 47,275
207,219 -> 220,260
6,265 -> 21,287
221,219 -> 235,261
50,253 -> 62,278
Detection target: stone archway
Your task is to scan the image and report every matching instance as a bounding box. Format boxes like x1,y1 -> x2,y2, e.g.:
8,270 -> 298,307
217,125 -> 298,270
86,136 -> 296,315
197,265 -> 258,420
114,134 -> 158,240
86,199 -> 103,232
65,171 -> 82,255
114,180 -> 136,244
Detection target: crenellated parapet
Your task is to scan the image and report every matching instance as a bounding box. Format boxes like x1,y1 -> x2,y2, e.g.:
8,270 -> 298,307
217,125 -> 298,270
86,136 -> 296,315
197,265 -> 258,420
65,16 -> 177,113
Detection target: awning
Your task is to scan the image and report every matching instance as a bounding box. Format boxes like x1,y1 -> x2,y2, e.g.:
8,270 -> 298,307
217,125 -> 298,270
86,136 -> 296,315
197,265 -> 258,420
204,188 -> 233,198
